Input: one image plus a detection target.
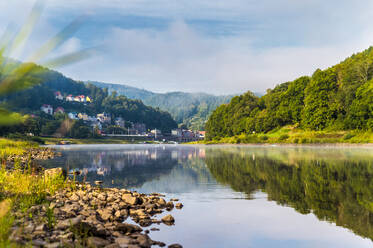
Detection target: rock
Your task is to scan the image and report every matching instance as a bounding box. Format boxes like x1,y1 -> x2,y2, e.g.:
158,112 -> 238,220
168,244 -> 183,248
98,209 -> 113,221
114,223 -> 142,234
165,201 -> 174,209
35,223 -> 46,232
56,216 -> 83,230
115,236 -> 135,247
44,167 -> 66,179
175,203 -> 183,209
161,215 -> 175,225
44,243 -> 60,248
170,198 -> 179,202
87,236 -> 110,248
150,228 -> 160,231
122,194 -> 139,205
158,198 -> 166,206
104,244 -> 120,248
134,234 -> 151,247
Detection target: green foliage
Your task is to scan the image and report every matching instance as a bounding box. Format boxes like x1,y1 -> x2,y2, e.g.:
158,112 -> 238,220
206,47 -> 373,140
90,81 -> 234,130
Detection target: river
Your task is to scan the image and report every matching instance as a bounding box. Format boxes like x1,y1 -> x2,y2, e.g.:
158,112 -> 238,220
41,144 -> 373,248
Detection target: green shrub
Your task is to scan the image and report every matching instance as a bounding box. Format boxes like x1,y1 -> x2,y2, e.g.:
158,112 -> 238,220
343,133 -> 355,140
278,134 -> 289,141
260,136 -> 269,141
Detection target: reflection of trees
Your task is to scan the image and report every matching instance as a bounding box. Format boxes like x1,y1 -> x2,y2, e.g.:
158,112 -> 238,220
206,148 -> 373,241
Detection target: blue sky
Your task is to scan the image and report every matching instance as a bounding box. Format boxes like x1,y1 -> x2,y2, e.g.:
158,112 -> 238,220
1,0 -> 373,94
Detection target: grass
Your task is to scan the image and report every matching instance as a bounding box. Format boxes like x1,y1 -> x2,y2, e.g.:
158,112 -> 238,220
0,139 -> 71,246
0,139 -> 37,158
201,126 -> 373,144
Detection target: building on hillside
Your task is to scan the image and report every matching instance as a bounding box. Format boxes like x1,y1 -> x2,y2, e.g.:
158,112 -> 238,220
134,123 -> 146,134
54,91 -> 63,100
66,95 -> 74,102
78,113 -> 89,121
88,116 -> 97,122
54,107 -> 65,115
171,129 -> 182,137
68,112 -> 78,120
114,117 -> 125,128
73,96 -> 81,102
151,129 -> 162,137
196,131 -> 206,139
41,104 -> 53,115
97,113 -> 111,123
91,121 -> 102,131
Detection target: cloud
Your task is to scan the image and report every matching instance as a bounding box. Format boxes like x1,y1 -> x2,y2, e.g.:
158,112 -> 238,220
1,1 -> 373,94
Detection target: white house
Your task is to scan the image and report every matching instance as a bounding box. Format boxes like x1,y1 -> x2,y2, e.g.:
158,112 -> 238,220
68,112 -> 78,120
66,95 -> 74,102
41,104 -> 53,115
54,91 -> 63,101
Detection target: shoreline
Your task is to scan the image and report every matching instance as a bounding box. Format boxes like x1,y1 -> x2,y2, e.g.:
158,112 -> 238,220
1,144 -> 184,248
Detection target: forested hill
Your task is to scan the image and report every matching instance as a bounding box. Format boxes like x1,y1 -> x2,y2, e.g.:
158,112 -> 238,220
90,81 -> 233,130
206,47 -> 373,140
1,64 -> 177,133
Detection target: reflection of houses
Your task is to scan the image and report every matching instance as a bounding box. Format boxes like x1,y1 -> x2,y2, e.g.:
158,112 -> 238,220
54,107 -> 65,115
41,104 -> 53,115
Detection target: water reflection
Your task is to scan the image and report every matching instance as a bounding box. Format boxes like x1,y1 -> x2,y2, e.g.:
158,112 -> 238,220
205,146 -> 373,241
44,145 -> 373,247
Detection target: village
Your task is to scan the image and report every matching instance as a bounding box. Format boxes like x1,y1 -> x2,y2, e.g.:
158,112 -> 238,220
40,91 -> 205,142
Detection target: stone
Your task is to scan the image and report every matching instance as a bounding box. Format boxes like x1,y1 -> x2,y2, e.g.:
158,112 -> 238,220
168,244 -> 183,248
122,194 -> 139,205
161,215 -> 175,225
87,236 -> 110,248
114,223 -> 142,234
165,201 -> 174,209
115,236 -> 135,247
56,216 -> 83,230
150,228 -> 160,231
99,209 -> 113,221
35,223 -> 46,232
170,198 -> 179,202
44,243 -> 60,248
44,167 -> 66,179
175,203 -> 183,209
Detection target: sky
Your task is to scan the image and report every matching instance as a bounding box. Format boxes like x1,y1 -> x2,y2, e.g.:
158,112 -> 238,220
1,0 -> 373,95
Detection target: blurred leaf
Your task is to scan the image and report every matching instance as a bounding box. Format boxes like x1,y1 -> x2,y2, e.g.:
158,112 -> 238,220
0,108 -> 23,126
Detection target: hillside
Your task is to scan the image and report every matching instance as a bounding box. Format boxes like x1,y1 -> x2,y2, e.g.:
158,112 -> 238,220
0,62 -> 177,136
89,81 -> 233,130
206,47 -> 373,141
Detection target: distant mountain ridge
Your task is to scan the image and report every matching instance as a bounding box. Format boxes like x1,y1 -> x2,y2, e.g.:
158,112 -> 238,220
89,81 -> 235,130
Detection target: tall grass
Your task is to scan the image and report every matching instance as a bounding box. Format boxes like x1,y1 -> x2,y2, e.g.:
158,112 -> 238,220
0,139 -> 69,245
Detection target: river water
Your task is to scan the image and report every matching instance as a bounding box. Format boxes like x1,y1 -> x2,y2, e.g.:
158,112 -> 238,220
41,144 -> 373,248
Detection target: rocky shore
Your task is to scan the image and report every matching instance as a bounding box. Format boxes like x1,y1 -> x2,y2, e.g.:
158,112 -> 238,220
5,148 -> 184,248
5,147 -> 58,170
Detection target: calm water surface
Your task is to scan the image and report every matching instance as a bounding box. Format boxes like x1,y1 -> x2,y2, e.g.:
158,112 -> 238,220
42,144 -> 373,248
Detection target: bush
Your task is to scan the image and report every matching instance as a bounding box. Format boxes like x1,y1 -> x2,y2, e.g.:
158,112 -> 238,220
278,134 -> 289,141
260,136 -> 269,141
293,138 -> 299,144
343,133 -> 355,140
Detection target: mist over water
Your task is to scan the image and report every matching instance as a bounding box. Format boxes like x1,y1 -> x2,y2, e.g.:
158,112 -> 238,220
42,144 -> 373,248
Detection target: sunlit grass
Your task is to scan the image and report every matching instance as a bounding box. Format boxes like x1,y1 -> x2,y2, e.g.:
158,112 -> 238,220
0,138 -> 36,158
204,127 -> 373,144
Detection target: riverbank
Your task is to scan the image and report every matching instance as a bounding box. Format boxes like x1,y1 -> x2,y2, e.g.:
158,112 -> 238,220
0,139 -> 183,247
195,127 -> 373,145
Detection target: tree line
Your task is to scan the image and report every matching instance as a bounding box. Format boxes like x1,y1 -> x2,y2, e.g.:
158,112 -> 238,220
206,47 -> 373,140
